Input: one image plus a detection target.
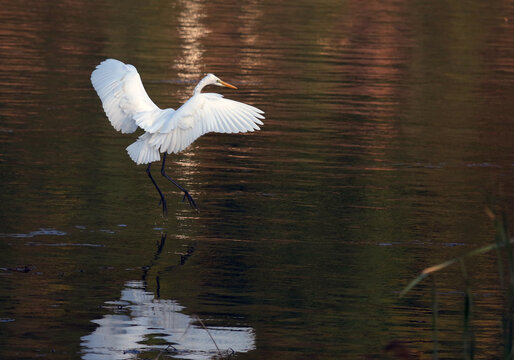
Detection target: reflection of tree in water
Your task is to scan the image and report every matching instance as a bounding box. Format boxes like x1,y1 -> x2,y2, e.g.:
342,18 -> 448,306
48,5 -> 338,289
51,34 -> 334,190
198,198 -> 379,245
80,233 -> 255,360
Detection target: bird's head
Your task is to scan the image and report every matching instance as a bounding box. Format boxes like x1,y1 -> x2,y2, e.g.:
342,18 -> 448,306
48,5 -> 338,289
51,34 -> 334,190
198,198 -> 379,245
194,73 -> 238,94
207,73 -> 238,89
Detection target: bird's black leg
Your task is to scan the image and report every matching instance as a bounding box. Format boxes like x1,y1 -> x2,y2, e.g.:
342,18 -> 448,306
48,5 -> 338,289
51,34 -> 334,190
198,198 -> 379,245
146,163 -> 168,216
161,153 -> 199,211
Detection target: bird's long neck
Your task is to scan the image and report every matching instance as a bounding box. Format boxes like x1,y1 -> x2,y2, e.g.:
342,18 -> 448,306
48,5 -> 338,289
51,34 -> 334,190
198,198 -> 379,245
193,77 -> 209,95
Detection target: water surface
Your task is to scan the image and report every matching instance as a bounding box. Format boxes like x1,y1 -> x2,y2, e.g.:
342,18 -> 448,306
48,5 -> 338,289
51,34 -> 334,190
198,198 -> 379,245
1,0 -> 514,358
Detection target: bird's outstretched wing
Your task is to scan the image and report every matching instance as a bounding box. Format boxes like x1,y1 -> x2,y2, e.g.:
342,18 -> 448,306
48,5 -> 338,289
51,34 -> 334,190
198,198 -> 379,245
140,93 -> 265,154
91,59 -> 170,134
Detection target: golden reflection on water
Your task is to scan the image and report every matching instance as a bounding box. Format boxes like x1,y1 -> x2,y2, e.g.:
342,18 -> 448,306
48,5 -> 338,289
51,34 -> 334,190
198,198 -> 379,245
174,0 -> 208,99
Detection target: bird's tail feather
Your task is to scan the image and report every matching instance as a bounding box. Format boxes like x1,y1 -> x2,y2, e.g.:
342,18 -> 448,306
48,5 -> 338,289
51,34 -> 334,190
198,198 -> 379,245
126,133 -> 161,165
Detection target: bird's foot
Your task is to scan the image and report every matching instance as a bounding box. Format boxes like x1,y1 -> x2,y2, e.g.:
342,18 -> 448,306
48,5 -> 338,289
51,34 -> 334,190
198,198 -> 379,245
158,196 -> 168,217
182,191 -> 199,212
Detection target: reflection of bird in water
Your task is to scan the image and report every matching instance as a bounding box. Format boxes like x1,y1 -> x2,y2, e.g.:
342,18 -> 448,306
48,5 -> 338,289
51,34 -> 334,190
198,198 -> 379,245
141,232 -> 196,299
80,232 -> 254,359
80,280 -> 256,359
91,59 -> 265,215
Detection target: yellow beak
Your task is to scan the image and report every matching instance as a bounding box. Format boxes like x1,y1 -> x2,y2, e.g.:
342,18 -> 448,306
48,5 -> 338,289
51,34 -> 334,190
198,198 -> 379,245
219,80 -> 238,90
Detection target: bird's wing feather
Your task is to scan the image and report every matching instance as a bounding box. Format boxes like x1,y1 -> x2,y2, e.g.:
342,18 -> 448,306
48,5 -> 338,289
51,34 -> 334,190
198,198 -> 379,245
91,59 -> 174,134
147,93 -> 264,154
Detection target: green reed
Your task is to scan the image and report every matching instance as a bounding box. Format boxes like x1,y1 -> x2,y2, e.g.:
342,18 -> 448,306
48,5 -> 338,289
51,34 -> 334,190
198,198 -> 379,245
400,208 -> 514,359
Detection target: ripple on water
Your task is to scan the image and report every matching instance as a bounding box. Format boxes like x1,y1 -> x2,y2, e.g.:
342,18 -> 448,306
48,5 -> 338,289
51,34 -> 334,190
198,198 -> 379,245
0,228 -> 67,238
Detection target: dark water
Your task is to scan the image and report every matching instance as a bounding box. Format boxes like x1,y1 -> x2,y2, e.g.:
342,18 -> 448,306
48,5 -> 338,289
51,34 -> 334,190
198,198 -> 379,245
1,0 -> 514,358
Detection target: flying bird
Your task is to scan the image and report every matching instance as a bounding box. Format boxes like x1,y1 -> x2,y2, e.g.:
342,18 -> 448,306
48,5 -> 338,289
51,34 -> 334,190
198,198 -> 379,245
91,59 -> 264,215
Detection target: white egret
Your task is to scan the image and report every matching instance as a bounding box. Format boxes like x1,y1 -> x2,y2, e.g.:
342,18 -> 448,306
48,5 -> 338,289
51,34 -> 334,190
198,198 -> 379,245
91,59 -> 264,215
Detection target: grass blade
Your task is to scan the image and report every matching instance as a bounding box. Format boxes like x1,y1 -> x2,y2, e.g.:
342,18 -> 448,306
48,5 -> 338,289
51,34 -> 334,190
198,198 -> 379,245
460,259 -> 474,360
431,276 -> 439,360
400,241 -> 513,298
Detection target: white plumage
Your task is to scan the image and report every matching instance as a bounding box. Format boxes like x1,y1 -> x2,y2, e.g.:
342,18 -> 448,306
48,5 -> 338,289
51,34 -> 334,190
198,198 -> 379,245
91,59 -> 264,165
90,58 -> 264,214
